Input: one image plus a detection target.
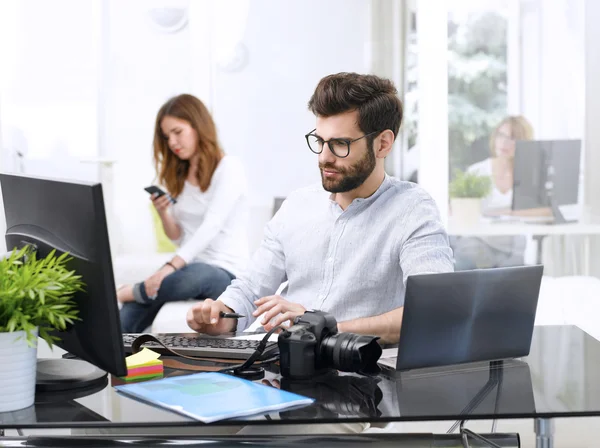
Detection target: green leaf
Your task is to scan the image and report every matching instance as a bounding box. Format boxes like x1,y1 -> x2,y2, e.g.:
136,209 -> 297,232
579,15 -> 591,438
449,169 -> 493,198
0,247 -> 85,347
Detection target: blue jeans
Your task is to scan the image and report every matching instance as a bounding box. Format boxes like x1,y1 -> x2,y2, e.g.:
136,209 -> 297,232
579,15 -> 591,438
119,262 -> 235,333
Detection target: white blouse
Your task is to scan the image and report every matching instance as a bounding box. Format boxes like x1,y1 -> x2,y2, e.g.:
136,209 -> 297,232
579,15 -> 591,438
169,155 -> 249,277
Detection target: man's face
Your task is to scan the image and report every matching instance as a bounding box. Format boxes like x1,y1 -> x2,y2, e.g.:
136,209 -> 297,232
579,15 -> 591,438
315,111 -> 376,193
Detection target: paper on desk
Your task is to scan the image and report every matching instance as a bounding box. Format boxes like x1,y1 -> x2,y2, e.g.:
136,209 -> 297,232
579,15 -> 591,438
229,333 -> 279,342
126,347 -> 161,368
377,348 -> 398,369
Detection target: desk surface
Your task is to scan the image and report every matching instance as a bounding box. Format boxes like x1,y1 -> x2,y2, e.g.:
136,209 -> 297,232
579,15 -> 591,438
447,220 -> 600,236
1,325 -> 600,430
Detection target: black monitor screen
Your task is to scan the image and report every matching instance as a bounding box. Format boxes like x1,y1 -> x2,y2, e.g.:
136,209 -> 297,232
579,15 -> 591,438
513,140 -> 581,211
0,173 -> 127,377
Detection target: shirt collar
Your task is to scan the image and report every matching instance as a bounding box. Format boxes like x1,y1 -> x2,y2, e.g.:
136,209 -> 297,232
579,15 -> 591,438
327,173 -> 392,209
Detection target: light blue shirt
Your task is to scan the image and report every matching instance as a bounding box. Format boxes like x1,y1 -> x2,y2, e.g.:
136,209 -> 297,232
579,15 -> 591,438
219,174 -> 454,331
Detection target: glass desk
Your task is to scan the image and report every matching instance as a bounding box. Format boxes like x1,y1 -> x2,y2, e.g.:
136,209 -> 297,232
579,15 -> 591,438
1,325 -> 598,447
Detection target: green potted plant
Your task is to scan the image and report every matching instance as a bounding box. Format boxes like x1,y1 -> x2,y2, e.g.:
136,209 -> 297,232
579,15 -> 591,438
449,170 -> 492,226
0,246 -> 84,413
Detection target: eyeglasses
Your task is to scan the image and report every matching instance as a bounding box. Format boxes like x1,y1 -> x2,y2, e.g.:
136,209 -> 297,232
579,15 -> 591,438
305,129 -> 381,158
496,131 -> 515,142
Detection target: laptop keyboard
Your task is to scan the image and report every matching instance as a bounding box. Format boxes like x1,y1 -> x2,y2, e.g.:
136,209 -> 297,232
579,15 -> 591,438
122,333 -> 279,361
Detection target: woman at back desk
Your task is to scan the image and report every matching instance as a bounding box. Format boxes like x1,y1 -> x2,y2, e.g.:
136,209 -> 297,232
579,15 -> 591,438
451,115 -> 534,270
118,94 -> 249,333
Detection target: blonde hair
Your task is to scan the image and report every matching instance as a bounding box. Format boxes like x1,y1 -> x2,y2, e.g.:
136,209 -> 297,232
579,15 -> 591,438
489,115 -> 534,157
153,94 -> 223,197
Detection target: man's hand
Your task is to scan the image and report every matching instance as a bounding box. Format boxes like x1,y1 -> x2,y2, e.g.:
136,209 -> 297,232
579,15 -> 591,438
261,379 -> 281,389
186,299 -> 237,335
253,295 -> 306,331
143,265 -> 174,299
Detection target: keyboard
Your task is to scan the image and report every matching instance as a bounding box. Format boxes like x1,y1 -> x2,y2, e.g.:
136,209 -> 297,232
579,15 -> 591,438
122,333 -> 279,361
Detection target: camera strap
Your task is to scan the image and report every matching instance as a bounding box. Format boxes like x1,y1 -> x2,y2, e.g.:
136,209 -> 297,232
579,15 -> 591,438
130,327 -> 284,380
220,325 -> 285,380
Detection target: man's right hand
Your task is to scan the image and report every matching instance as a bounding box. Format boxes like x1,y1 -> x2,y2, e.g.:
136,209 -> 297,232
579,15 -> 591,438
186,299 -> 236,335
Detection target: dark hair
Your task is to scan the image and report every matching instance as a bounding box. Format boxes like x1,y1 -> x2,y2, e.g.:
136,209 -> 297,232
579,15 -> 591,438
307,72 -> 403,140
153,94 -> 223,196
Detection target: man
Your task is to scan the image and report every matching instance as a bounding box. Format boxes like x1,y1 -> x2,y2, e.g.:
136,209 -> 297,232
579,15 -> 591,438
187,72 -> 454,343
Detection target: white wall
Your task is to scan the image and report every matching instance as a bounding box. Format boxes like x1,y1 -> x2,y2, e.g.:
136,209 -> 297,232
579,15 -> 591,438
103,0 -> 195,255
520,0 -> 585,140
0,0 -> 101,253
416,0 -> 449,223
201,0 -> 372,204
584,0 -> 600,278
0,0 -> 100,180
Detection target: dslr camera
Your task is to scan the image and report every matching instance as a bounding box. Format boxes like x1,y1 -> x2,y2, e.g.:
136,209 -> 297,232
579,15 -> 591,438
278,310 -> 382,379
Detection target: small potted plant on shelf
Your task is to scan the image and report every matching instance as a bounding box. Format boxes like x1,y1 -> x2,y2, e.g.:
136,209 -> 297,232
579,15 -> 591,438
449,170 -> 492,227
0,246 -> 84,413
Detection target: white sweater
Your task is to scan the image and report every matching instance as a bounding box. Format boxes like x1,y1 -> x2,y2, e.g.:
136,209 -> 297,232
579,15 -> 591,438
169,155 -> 249,277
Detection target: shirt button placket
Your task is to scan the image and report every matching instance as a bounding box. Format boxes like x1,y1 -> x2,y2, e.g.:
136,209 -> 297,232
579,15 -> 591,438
320,216 -> 343,308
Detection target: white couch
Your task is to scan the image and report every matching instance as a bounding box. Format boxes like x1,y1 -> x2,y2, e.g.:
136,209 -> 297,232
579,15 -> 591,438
113,252 -> 203,333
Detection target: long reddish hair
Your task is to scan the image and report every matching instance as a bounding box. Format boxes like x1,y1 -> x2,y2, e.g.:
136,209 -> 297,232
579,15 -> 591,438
153,94 -> 223,196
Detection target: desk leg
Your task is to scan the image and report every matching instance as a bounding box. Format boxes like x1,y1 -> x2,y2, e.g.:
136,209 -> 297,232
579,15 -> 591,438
533,236 -> 546,265
584,235 -> 591,276
535,418 -> 554,448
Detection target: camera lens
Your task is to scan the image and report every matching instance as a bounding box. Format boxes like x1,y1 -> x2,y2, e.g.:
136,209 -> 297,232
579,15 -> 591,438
320,333 -> 382,374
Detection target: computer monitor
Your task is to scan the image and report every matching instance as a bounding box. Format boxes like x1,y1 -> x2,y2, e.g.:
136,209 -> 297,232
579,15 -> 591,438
0,173 -> 127,391
512,139 -> 582,222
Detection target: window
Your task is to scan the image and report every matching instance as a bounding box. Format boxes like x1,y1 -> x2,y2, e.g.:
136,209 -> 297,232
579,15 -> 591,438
448,3 -> 508,178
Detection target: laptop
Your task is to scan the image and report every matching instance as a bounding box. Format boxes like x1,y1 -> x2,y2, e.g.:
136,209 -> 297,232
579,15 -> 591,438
395,265 -> 543,371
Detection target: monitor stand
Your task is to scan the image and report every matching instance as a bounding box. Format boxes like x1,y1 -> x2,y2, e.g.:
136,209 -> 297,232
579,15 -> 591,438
36,358 -> 107,393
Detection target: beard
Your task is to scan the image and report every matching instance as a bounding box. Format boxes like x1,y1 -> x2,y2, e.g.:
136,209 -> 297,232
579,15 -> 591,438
320,146 -> 377,193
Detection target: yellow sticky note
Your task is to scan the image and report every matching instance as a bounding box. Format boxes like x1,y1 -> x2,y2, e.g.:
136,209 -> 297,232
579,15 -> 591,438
126,348 -> 162,368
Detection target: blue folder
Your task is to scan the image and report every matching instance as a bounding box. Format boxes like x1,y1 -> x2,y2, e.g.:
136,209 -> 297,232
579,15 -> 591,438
115,372 -> 314,423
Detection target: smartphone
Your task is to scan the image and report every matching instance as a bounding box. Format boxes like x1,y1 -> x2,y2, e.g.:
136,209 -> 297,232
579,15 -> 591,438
144,185 -> 177,204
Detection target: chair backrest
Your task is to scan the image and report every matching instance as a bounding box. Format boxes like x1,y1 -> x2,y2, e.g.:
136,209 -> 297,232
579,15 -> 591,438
150,203 -> 177,253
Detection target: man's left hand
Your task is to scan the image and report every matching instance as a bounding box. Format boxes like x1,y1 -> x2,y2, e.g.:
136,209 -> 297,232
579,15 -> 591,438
253,295 -> 306,331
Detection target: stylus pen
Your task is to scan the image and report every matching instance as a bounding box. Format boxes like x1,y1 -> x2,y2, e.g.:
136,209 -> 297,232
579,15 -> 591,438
219,312 -> 246,319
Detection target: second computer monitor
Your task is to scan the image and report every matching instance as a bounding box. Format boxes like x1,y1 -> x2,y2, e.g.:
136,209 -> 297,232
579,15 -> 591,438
0,173 -> 127,383
512,139 -> 581,212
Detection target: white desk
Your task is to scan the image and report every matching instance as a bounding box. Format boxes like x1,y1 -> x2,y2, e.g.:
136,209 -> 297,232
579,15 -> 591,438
447,220 -> 600,275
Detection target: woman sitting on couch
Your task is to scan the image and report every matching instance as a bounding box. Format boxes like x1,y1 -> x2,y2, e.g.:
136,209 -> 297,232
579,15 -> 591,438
118,94 -> 249,333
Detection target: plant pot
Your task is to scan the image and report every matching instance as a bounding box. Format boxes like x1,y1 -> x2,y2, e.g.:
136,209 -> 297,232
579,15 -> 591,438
0,329 -> 38,413
450,198 -> 483,227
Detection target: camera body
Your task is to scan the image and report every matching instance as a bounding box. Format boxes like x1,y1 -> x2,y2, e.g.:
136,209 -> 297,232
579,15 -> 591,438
278,310 -> 382,380
278,310 -> 338,379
